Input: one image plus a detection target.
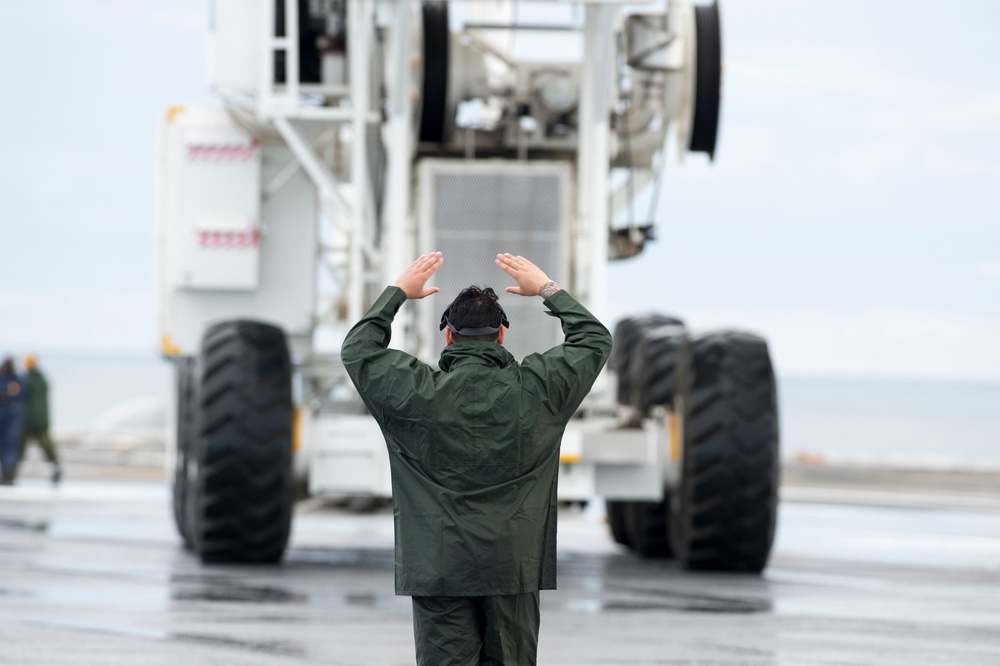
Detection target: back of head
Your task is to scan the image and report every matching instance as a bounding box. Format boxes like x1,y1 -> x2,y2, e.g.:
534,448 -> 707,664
441,286 -> 508,343
0,358 -> 13,375
24,354 -> 36,371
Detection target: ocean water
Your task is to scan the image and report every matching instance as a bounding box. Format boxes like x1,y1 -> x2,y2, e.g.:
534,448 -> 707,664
780,376 -> 1000,470
18,352 -> 1000,470
20,351 -> 172,435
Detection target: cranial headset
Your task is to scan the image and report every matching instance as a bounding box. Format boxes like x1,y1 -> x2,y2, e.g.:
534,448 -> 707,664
439,302 -> 510,337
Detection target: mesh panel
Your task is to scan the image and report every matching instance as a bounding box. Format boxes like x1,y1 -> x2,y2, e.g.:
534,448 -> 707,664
423,163 -> 568,362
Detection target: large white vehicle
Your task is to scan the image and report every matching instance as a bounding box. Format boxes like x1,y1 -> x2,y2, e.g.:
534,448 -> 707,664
158,0 -> 779,573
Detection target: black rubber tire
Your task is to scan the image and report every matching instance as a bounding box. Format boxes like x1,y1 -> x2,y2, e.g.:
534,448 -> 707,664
670,331 -> 779,573
610,314 -> 684,407
629,324 -> 687,414
418,2 -> 449,144
187,321 -> 295,564
171,357 -> 196,550
689,1 -> 722,159
606,500 -> 632,547
625,501 -> 673,558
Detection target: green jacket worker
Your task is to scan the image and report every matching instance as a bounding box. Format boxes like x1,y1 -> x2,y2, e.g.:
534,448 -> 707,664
18,354 -> 61,484
342,252 -> 612,666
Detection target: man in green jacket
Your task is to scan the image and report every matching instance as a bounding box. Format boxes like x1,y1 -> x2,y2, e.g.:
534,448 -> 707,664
342,252 -> 612,666
18,354 -> 62,484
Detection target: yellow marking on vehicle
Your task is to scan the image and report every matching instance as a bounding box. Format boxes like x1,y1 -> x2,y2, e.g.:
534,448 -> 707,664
669,411 -> 681,461
292,407 -> 302,453
161,334 -> 181,357
166,106 -> 186,124
559,453 -> 581,464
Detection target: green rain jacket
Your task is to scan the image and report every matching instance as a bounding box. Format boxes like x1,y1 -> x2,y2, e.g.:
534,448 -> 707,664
24,369 -> 50,433
342,286 -> 612,597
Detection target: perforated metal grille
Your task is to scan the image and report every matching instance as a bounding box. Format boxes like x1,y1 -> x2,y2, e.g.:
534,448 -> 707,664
422,162 -> 569,362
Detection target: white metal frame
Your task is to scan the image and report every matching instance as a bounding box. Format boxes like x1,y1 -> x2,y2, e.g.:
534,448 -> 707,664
229,0 -> 648,346
246,0 -> 384,337
198,0 -> 688,501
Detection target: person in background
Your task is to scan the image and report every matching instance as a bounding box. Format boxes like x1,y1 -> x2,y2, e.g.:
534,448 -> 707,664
0,358 -> 26,486
18,354 -> 61,484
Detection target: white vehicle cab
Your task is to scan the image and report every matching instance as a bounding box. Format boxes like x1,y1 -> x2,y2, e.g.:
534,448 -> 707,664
158,0 -> 778,572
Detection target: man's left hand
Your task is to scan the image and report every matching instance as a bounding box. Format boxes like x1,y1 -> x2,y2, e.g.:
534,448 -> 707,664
394,252 -> 443,299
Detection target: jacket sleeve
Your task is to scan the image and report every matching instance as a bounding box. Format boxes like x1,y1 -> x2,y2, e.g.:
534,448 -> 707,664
519,290 -> 613,422
341,286 -> 435,427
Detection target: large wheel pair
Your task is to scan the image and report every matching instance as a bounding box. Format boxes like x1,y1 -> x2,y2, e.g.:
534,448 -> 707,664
171,321 -> 295,563
606,318 -> 779,573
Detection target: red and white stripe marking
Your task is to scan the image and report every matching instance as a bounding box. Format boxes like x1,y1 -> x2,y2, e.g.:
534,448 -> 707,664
185,139 -> 259,162
197,228 -> 261,249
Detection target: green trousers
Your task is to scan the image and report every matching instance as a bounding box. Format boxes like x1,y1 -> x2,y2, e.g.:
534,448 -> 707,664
411,591 -> 540,666
18,429 -> 60,465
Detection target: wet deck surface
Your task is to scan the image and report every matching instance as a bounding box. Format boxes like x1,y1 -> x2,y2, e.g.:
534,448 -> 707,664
1,480 -> 999,665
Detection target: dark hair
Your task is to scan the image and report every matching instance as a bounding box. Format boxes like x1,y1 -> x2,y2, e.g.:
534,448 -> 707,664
441,286 -> 508,342
0,358 -> 13,375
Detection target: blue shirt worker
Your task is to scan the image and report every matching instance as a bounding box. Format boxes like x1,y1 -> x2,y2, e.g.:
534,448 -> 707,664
0,357 -> 26,486
342,252 -> 612,666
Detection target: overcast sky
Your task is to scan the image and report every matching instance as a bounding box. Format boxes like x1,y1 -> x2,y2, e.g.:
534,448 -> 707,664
1,0 -> 998,382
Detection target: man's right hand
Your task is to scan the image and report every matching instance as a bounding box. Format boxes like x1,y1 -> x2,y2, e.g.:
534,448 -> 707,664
496,253 -> 561,298
394,252 -> 443,299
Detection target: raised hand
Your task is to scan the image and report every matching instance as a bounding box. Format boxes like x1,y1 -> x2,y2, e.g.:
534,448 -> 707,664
495,253 -> 561,298
394,252 -> 444,299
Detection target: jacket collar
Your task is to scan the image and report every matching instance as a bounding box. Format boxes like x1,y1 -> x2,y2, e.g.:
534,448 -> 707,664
438,342 -> 515,372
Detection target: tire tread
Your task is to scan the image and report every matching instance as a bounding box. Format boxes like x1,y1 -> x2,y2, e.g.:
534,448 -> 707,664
671,331 -> 779,573
188,320 -> 294,564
